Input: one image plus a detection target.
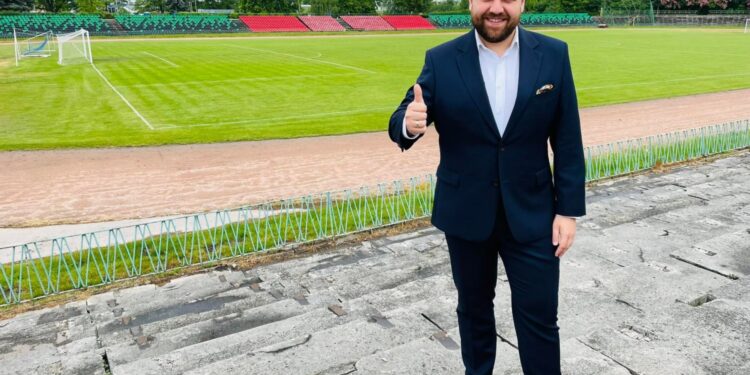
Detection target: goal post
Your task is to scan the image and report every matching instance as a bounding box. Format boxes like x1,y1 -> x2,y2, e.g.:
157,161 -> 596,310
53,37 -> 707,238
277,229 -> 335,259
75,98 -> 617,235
13,28 -> 55,66
745,19 -> 749,33
57,29 -> 93,65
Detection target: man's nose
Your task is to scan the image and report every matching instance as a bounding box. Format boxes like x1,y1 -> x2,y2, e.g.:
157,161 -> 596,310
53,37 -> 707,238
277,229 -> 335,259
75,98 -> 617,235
488,0 -> 505,14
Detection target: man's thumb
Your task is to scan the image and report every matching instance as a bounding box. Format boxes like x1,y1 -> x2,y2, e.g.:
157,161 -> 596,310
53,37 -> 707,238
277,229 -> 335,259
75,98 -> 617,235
413,84 -> 424,103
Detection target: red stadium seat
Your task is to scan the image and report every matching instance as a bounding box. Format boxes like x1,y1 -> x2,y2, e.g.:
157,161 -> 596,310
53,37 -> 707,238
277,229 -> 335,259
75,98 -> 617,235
340,16 -> 394,31
382,15 -> 436,30
298,16 -> 346,32
239,16 -> 309,32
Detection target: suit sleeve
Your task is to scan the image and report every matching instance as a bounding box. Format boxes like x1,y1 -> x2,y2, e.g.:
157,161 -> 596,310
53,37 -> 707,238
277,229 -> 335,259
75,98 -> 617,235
550,43 -> 586,217
388,50 -> 436,152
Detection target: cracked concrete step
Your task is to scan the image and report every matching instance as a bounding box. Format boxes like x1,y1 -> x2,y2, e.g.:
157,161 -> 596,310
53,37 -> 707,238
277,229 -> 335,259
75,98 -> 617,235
586,194 -> 750,267
105,290 -> 340,367
312,247 -> 451,300
560,337 -> 633,375
584,191 -> 707,229
252,240 -> 389,284
104,247 -> 450,364
669,227 -> 750,280
595,254 -> 733,313
86,269 -> 252,322
259,232 -> 446,292
109,273 -> 457,375
579,298 -> 750,375
353,326 -> 467,374
0,342 -> 106,375
182,295 -> 449,375
0,300 -> 91,342
96,283 -> 282,347
253,228 -> 442,284
0,299 -> 100,375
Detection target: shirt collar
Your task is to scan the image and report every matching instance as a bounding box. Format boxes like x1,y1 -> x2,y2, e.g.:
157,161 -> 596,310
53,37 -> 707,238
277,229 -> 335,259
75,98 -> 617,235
475,26 -> 520,55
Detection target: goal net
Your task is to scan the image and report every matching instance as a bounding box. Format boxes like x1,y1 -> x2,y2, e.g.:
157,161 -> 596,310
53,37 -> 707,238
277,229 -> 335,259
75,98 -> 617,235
13,29 -> 54,66
57,29 -> 93,65
745,19 -> 749,33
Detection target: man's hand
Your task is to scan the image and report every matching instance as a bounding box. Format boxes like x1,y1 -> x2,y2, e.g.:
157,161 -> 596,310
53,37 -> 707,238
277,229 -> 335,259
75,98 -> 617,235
405,84 -> 428,136
552,215 -> 576,257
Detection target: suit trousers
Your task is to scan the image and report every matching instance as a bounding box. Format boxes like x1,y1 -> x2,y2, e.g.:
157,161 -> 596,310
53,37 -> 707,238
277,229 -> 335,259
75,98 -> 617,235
445,195 -> 561,375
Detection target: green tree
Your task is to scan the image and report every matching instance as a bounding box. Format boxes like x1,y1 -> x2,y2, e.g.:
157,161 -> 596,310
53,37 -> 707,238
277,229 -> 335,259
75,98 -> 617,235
337,0 -> 375,14
0,0 -> 34,11
391,0 -> 429,13
77,0 -> 105,12
310,0 -> 338,14
35,0 -> 72,12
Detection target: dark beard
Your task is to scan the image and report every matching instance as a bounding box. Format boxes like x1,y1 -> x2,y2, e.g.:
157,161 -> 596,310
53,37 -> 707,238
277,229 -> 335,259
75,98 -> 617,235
472,13 -> 519,44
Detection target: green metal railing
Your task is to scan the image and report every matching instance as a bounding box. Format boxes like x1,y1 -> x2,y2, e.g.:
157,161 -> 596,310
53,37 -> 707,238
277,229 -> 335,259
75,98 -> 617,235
1,119 -> 748,306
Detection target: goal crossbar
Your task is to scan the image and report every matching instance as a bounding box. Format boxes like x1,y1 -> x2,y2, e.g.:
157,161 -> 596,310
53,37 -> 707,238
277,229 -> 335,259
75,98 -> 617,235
56,29 -> 93,65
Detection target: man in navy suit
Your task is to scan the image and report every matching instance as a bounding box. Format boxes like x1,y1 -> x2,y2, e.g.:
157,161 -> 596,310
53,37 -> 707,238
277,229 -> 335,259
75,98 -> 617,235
388,0 -> 586,373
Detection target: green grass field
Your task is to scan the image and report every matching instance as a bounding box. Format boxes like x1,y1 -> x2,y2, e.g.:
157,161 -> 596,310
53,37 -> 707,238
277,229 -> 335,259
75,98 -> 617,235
1,28 -> 748,151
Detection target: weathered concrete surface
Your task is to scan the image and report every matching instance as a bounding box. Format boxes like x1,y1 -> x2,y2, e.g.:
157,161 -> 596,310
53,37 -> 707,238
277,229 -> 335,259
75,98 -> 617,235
1,150 -> 748,374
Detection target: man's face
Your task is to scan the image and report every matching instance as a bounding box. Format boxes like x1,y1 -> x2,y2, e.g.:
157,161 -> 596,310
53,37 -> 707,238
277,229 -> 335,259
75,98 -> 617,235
470,0 -> 524,44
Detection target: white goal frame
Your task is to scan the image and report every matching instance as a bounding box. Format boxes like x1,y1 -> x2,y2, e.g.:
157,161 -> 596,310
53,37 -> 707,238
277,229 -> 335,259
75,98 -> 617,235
13,29 -> 55,66
745,19 -> 750,34
56,29 -> 93,65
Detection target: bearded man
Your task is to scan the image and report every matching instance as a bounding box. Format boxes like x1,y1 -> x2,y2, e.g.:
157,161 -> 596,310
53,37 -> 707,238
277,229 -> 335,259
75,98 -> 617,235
388,0 -> 586,373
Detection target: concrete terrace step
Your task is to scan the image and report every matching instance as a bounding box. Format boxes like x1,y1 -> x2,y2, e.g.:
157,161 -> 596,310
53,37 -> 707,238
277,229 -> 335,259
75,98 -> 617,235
183,296 -> 453,375
579,298 -> 750,374
96,284 -> 282,347
109,273 -> 458,375
669,227 -> 750,280
86,269 -> 252,322
105,291 -> 340,367
0,300 -> 101,375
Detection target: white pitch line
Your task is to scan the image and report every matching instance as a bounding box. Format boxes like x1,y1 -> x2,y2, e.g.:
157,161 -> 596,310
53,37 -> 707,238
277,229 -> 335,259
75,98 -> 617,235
142,51 -> 179,68
227,44 -> 376,74
578,72 -> 750,91
91,64 -> 154,130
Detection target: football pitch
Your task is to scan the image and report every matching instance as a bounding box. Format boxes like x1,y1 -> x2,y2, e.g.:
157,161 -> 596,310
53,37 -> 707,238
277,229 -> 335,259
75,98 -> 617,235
1,28 -> 748,151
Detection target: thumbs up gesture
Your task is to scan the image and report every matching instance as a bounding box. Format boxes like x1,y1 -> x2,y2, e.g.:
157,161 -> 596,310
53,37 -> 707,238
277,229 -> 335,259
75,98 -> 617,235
405,84 -> 428,136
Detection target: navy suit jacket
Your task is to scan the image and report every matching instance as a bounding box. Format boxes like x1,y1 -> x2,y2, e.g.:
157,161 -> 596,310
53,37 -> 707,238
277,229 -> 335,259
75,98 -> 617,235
389,27 -> 586,243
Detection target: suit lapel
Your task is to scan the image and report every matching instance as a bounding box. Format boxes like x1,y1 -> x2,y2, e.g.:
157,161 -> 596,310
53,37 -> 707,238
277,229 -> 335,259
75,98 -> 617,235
455,30 -> 501,140
503,27 -> 542,139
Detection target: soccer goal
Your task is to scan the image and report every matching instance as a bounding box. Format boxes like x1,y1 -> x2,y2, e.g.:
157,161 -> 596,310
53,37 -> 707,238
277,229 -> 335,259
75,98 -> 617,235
57,29 -> 93,65
13,29 -> 55,66
745,19 -> 750,34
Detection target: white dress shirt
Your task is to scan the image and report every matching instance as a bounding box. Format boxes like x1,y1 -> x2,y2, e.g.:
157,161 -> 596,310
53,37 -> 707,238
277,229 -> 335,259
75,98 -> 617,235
403,26 -> 520,139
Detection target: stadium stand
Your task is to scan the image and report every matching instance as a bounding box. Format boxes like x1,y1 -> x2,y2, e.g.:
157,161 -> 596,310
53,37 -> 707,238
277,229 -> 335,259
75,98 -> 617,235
340,16 -> 394,31
114,15 -> 242,33
429,13 -> 596,28
521,13 -> 596,26
382,15 -> 436,30
239,16 -> 309,32
428,14 -> 472,28
298,16 -> 346,32
0,14 -> 110,36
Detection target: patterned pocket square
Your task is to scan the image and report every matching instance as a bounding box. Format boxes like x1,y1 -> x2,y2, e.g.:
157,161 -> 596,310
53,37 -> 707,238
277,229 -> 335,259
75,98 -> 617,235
535,84 -> 555,95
